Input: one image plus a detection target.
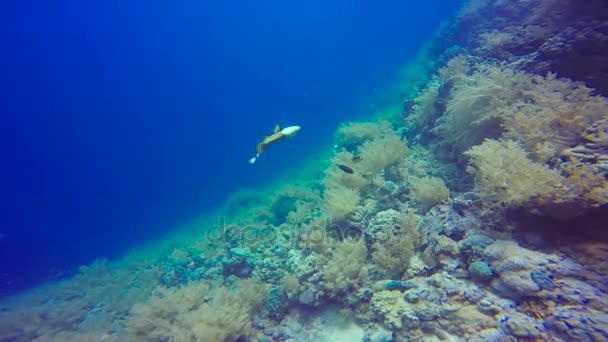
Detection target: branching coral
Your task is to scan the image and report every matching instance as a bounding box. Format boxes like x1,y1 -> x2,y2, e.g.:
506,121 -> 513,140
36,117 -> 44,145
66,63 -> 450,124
437,55 -> 469,83
464,139 -> 569,210
409,176 -> 450,211
433,62 -> 534,152
428,58 -> 608,215
324,150 -> 370,190
502,77 -> 608,209
323,122 -> 409,226
269,183 -> 322,225
371,210 -> 420,278
128,279 -> 268,342
336,120 -> 393,148
559,126 -> 608,207
405,82 -> 440,129
503,73 -> 608,163
358,132 -> 408,176
323,239 -> 369,295
434,59 -> 608,165
404,55 -> 468,132
128,282 -> 211,341
322,185 -> 361,222
0,259 -> 161,341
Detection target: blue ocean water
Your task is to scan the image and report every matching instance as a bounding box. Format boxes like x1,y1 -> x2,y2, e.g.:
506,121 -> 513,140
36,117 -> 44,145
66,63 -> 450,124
0,0 -> 462,295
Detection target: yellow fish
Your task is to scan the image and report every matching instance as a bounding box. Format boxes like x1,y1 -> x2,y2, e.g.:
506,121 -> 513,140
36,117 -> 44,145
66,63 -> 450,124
249,124 -> 301,164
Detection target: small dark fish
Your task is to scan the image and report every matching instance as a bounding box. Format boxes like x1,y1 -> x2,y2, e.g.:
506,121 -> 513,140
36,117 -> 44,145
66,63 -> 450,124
352,155 -> 362,163
337,164 -> 354,174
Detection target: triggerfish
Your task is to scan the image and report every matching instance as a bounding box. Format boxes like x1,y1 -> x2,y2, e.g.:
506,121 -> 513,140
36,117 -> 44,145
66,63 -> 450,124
249,124 -> 301,164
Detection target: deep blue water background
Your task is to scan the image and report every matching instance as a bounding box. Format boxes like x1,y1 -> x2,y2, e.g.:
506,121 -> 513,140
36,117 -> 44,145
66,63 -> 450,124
0,0 -> 462,295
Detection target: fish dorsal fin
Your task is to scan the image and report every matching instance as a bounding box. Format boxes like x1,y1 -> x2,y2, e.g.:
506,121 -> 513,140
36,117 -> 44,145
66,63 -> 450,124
274,124 -> 281,133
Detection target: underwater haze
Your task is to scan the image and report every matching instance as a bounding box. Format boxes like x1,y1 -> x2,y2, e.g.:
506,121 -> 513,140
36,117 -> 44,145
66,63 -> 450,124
0,1 -> 461,294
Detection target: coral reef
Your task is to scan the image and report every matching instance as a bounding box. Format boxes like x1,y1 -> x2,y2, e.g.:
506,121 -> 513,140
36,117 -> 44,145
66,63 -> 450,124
128,279 -> 268,341
1,1 -> 607,341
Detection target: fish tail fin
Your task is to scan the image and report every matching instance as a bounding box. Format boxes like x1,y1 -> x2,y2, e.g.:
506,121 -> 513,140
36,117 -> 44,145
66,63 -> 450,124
248,156 -> 257,164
